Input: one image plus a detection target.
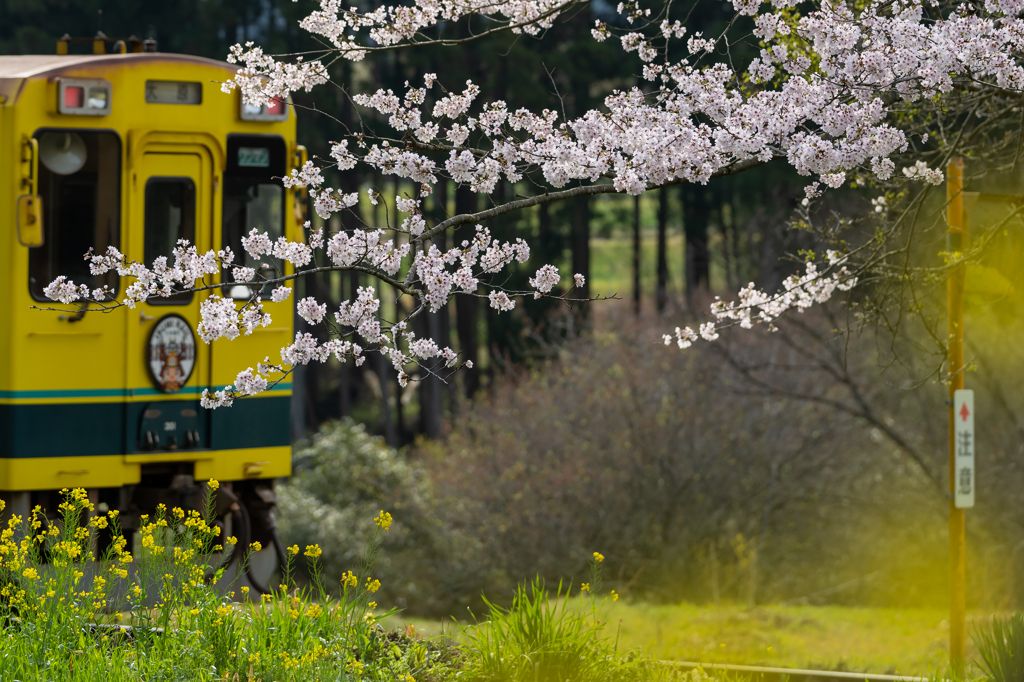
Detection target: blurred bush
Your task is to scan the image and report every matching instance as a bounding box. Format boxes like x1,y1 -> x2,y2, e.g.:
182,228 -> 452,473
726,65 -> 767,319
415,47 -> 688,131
280,307 -> 1024,616
277,419 -> 458,612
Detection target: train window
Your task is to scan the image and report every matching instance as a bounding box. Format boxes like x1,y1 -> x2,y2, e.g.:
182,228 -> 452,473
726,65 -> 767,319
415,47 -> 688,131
222,135 -> 287,299
29,130 -> 120,301
144,178 -> 196,304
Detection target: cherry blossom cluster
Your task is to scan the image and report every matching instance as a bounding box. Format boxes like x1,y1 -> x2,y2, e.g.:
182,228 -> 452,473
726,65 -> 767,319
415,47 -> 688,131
221,42 -> 328,108
663,251 -> 858,349
43,218 -> 584,405
44,243 -> 235,307
219,0 -> 1024,204
47,0 -> 1024,408
289,0 -> 573,65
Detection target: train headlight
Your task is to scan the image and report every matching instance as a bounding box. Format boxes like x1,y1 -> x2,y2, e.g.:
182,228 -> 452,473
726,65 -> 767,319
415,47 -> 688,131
39,132 -> 87,175
57,78 -> 112,116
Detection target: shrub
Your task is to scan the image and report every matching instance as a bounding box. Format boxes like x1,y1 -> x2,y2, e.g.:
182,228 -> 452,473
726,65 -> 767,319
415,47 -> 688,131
458,561 -> 706,682
974,613 -> 1024,682
278,418 -> 479,615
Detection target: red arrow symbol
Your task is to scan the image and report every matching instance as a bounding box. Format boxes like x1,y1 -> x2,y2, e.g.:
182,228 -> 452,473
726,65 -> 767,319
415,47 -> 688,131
959,402 -> 971,422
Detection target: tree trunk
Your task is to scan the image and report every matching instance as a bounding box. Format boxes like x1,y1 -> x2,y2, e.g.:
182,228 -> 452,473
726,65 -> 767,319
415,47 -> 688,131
710,541 -> 720,604
657,187 -> 670,313
418,179 -> 448,439
632,193 -> 641,315
571,193 -> 590,303
722,199 -> 737,292
538,201 -> 551,253
304,270 -> 323,430
454,184 -> 480,398
375,345 -> 397,446
682,185 -> 710,306
338,268 -> 353,418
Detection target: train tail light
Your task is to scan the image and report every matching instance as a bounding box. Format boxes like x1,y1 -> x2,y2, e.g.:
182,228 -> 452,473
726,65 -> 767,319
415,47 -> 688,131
64,86 -> 84,108
240,96 -> 289,121
58,78 -> 112,116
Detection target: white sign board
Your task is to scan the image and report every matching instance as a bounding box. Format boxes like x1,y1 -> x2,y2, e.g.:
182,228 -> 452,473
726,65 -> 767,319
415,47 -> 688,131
954,389 -> 975,509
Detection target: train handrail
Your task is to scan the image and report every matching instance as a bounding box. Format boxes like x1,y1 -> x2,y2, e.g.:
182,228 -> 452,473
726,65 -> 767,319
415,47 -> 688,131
664,661 -> 930,682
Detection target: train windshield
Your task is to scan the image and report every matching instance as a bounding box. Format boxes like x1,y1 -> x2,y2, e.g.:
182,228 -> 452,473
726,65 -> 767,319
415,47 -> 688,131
29,130 -> 121,301
222,135 -> 287,299
144,177 -> 196,304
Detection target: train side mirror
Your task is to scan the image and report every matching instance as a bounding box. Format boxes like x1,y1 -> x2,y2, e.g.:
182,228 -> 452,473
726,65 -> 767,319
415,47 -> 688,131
17,194 -> 44,247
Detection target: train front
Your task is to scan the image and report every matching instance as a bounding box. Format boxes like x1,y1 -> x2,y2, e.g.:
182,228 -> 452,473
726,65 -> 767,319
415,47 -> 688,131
0,49 -> 302,586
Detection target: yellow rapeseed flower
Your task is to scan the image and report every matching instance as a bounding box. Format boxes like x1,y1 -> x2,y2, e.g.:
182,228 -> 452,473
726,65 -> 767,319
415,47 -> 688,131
22,567 -> 38,580
611,590 -> 619,602
250,541 -> 262,552
208,478 -> 219,490
374,510 -> 393,531
304,544 -> 322,559
581,583 -> 591,593
287,544 -> 300,556
593,551 -> 604,563
365,578 -> 381,593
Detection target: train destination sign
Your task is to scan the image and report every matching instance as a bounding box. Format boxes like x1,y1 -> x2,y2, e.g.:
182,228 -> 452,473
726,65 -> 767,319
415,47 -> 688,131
147,314 -> 196,393
954,389 -> 975,509
238,146 -> 271,167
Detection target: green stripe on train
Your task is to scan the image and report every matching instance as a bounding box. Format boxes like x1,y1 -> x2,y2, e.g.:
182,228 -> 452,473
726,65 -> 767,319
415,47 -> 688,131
0,395 -> 291,458
0,383 -> 292,400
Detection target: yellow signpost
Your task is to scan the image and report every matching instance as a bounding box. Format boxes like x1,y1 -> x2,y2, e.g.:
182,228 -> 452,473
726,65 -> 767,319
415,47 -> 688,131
946,159 -> 966,669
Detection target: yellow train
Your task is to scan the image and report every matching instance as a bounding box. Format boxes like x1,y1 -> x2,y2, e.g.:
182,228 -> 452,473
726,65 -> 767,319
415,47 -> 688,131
0,38 -> 301,576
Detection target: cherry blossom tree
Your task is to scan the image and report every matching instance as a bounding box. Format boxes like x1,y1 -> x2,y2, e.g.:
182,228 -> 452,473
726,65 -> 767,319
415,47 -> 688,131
40,0 -> 1024,407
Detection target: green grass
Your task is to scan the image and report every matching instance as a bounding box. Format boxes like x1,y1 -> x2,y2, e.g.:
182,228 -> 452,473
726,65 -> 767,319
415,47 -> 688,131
589,233 -> 686,304
385,601 -> 996,677
2,488 -> 1001,680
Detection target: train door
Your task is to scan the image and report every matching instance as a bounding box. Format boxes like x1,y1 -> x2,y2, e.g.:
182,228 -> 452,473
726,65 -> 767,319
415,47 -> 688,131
10,129 -> 128,465
206,134 -> 293,455
126,139 -> 216,452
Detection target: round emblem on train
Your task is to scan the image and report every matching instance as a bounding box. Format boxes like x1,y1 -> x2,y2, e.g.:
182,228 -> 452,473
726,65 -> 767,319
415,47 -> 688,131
147,314 -> 196,393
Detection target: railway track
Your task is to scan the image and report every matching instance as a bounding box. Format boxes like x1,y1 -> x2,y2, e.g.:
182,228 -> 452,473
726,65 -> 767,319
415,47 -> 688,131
665,661 -> 930,682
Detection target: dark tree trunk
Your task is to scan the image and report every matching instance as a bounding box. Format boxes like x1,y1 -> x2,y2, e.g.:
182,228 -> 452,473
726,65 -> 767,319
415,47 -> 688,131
394,370 -> 404,442
538,201 -> 551,252
682,185 -> 710,306
304,270 -> 323,430
722,198 -> 737,292
454,184 -> 480,398
418,179 -> 448,439
632,194 -> 641,315
657,187 -> 670,313
375,348 -> 397,446
338,268 -> 353,418
571,193 -> 590,302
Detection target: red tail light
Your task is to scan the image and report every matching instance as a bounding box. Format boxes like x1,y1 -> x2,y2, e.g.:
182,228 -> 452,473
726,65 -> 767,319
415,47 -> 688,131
64,86 -> 84,109
266,98 -> 285,116
58,79 -> 111,116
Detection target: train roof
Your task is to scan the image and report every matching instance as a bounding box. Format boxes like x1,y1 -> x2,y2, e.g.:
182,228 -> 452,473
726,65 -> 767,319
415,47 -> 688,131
0,53 -> 237,79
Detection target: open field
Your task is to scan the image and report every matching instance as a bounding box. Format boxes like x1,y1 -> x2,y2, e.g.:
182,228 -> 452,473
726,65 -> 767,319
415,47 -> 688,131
384,602 -> 995,677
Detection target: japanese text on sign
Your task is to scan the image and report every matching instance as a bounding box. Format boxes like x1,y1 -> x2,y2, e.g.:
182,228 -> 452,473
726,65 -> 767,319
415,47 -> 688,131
954,389 -> 975,509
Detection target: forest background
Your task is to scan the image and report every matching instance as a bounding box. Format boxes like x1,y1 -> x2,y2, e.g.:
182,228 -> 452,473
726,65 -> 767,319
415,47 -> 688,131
4,0 -> 1024,626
